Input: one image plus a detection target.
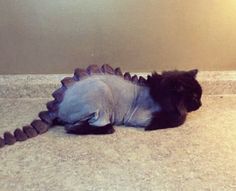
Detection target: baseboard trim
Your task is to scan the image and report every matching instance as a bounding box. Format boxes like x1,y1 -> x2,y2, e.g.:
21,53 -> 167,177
0,71 -> 235,98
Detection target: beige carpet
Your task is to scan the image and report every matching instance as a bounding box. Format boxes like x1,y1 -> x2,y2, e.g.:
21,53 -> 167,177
0,95 -> 236,191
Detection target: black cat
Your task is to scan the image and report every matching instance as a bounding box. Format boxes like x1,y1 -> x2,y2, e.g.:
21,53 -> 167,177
0,66 -> 203,149
145,69 -> 202,130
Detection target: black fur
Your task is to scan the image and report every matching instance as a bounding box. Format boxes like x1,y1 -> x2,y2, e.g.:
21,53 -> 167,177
65,122 -> 115,135
145,69 -> 202,130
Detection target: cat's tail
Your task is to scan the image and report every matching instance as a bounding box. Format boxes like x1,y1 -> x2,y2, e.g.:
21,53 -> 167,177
0,70 -> 67,149
0,112 -> 57,149
0,68 -> 70,148
0,75 -> 69,148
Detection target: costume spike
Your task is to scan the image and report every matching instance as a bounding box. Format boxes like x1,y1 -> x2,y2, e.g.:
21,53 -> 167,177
87,65 -> 101,74
124,72 -> 132,81
131,75 -> 138,84
23,125 -> 38,138
46,100 -> 59,112
101,64 -> 114,74
138,76 -> 146,85
52,87 -> 65,102
61,77 -> 75,88
114,67 -> 123,76
14,128 -> 28,141
31,120 -> 49,134
4,132 -> 16,145
74,68 -> 88,80
38,111 -> 55,125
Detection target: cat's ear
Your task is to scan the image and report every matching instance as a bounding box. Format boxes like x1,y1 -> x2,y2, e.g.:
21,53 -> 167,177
187,69 -> 198,78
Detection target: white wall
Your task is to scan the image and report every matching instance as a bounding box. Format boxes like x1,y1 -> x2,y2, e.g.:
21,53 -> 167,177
0,0 -> 236,74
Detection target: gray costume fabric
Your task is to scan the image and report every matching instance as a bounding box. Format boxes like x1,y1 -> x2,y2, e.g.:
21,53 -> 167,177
58,74 -> 161,127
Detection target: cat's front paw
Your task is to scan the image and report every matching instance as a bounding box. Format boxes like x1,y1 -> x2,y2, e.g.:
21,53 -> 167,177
145,112 -> 187,131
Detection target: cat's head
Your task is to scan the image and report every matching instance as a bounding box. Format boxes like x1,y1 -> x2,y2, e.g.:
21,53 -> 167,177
147,69 -> 202,112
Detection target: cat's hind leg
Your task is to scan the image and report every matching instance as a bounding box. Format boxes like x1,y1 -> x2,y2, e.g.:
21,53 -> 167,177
91,124 -> 115,135
65,122 -> 115,135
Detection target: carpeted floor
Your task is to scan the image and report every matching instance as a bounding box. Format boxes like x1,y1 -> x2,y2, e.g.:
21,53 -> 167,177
0,95 -> 236,191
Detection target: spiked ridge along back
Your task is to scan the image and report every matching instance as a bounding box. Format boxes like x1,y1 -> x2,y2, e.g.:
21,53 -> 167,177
0,64 -> 147,148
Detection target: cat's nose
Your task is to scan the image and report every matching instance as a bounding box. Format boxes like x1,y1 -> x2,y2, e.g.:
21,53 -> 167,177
195,101 -> 202,109
190,101 -> 202,112
199,101 -> 202,107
